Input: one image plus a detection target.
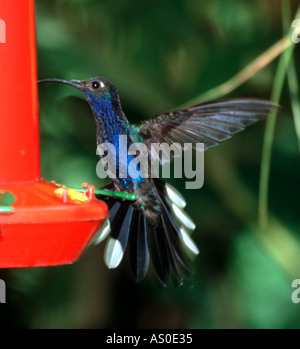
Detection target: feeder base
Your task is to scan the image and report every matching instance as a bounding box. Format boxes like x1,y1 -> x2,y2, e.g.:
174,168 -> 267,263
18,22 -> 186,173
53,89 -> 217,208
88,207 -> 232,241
0,179 -> 108,268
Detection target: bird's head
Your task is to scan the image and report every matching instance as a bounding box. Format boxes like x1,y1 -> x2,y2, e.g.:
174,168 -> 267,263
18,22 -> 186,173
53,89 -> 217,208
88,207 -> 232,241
38,76 -> 122,111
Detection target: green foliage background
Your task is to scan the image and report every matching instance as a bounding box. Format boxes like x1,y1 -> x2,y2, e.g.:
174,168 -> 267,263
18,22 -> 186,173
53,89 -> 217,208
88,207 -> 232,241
1,0 -> 300,329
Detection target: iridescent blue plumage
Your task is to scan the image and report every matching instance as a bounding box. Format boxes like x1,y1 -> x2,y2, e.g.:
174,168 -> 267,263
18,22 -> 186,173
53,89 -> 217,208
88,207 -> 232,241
84,87 -> 146,191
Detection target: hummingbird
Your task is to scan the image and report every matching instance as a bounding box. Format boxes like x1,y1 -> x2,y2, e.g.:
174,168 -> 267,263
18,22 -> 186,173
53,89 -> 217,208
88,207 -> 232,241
38,77 -> 277,286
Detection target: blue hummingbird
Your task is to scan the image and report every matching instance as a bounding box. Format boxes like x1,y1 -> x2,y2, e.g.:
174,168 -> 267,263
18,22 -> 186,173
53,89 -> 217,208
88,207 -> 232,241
39,77 -> 277,285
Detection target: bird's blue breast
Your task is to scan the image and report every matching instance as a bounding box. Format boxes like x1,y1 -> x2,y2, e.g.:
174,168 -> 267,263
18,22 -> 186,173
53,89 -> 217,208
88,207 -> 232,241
85,91 -> 145,190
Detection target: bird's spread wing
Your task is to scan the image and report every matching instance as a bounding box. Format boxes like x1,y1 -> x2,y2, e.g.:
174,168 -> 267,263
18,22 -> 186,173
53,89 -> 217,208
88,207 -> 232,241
134,99 -> 278,163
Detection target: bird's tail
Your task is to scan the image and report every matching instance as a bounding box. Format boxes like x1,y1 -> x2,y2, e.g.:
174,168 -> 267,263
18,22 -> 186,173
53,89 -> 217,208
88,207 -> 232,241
93,180 -> 199,286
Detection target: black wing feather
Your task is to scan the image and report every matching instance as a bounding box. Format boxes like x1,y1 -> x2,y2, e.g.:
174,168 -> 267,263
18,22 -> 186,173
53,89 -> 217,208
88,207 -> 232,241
135,99 -> 278,161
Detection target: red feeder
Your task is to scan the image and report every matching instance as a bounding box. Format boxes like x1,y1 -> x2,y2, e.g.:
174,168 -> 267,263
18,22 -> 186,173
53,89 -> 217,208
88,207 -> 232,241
0,1 -> 108,267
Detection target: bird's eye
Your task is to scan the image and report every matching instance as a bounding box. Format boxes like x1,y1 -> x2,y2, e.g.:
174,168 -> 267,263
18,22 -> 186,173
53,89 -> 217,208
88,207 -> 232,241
92,81 -> 100,89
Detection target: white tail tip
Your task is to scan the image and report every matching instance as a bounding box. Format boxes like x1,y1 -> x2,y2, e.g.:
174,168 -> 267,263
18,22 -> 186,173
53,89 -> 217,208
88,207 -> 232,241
104,238 -> 124,269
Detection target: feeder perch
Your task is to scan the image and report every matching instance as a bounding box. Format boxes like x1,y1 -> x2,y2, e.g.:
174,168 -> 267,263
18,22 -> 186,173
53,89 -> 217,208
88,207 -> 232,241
0,1 -> 108,268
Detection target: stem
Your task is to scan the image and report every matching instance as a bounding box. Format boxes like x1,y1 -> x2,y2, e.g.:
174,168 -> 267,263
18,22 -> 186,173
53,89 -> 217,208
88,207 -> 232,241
258,4 -> 300,230
283,0 -> 300,154
288,59 -> 300,153
179,36 -> 292,108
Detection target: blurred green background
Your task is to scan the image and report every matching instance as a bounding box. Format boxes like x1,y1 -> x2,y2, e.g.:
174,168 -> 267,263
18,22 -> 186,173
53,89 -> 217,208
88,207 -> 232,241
1,0 -> 300,329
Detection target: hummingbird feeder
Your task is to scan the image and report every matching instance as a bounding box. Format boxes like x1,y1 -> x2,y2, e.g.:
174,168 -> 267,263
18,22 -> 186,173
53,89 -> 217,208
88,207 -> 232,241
0,0 -> 108,268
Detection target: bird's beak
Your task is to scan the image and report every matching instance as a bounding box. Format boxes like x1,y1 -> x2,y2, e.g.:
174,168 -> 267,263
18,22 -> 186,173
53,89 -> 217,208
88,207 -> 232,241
38,78 -> 83,90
